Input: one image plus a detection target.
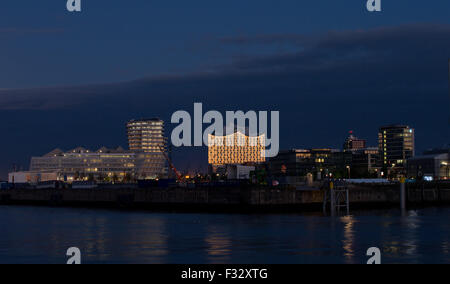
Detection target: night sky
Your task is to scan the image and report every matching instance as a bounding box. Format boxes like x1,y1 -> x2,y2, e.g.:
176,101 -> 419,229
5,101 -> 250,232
1,1 -> 450,178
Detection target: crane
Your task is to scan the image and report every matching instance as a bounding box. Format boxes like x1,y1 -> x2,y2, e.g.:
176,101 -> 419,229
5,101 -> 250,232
158,145 -> 183,182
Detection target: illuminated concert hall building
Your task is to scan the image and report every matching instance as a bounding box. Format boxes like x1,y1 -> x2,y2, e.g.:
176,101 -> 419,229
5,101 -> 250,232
208,132 -> 266,166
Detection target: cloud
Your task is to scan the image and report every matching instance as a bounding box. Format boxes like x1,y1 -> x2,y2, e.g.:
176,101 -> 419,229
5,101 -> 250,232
0,23 -> 449,121
219,33 -> 318,47
223,24 -> 450,73
0,83 -> 124,110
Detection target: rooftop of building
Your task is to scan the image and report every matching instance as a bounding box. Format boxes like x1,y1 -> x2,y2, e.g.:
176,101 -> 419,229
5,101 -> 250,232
42,147 -> 130,157
208,131 -> 265,139
127,118 -> 163,123
379,124 -> 412,129
345,131 -> 366,140
345,147 -> 379,153
278,148 -> 344,154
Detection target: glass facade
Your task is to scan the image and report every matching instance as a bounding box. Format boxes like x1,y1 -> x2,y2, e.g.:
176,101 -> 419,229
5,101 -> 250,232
28,118 -> 170,182
30,147 -> 136,182
126,119 -> 168,179
127,119 -> 166,153
378,125 -> 415,168
208,132 -> 266,165
407,153 -> 450,180
268,149 -> 353,178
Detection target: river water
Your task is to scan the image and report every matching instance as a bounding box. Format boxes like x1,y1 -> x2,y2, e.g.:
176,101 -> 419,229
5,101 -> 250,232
0,206 -> 449,264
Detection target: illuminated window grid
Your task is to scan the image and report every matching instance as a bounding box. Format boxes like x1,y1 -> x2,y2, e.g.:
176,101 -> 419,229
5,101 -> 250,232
127,120 -> 166,153
208,132 -> 265,165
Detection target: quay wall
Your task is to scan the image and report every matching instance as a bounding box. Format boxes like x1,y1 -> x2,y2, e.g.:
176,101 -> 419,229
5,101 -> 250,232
1,182 -> 450,212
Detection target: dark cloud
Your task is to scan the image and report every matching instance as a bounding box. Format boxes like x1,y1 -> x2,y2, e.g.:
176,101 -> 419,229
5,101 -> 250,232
0,83 -> 121,110
1,23 -> 449,110
0,23 -> 449,178
219,34 -> 317,47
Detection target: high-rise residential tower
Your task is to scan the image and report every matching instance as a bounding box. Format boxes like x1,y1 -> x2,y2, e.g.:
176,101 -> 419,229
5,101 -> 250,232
127,119 -> 166,152
127,119 -> 168,179
378,125 -> 415,169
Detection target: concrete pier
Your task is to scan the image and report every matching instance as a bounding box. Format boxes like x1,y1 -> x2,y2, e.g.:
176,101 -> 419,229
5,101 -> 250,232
1,182 -> 449,212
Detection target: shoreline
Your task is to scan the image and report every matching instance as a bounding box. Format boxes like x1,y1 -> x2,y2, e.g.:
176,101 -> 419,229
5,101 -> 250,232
1,183 -> 450,214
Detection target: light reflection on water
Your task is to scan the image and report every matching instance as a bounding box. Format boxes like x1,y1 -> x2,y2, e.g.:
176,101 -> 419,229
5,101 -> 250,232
0,206 -> 449,264
341,216 -> 356,263
205,225 -> 232,263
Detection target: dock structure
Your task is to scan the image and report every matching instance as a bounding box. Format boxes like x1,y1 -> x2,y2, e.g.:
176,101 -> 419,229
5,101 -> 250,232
1,181 -> 450,213
323,181 -> 350,216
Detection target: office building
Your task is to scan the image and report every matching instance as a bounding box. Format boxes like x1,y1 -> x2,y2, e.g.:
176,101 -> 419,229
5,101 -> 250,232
127,119 -> 168,178
9,119 -> 169,183
18,147 -> 167,183
407,153 -> 450,180
268,149 -> 352,180
343,131 -> 367,151
127,119 -> 166,152
378,125 -> 415,169
350,147 -> 381,178
26,143 -> 168,183
29,147 -> 136,182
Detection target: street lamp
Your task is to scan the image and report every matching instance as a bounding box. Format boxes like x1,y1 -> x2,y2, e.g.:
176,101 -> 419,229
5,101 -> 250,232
346,165 -> 351,179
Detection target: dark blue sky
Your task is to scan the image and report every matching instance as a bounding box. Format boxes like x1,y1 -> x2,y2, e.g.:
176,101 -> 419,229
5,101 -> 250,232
1,1 -> 450,178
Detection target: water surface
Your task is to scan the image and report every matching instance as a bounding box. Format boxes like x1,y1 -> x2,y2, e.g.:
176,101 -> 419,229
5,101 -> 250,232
0,206 -> 449,264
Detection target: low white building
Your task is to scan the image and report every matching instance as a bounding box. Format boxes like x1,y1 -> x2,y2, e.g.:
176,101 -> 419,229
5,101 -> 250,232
28,146 -> 167,182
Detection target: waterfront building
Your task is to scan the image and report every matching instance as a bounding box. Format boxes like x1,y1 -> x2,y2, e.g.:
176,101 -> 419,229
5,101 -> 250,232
208,132 -> 266,165
378,125 -> 415,169
9,119 -> 169,184
27,145 -> 168,182
268,149 -> 353,181
268,149 -> 310,177
343,131 -> 367,151
127,118 -> 166,152
29,147 -> 136,182
127,118 -> 168,179
350,147 -> 381,178
407,153 -> 450,180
